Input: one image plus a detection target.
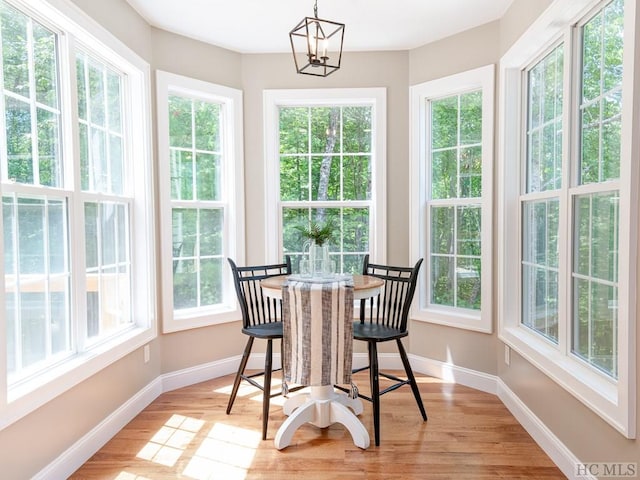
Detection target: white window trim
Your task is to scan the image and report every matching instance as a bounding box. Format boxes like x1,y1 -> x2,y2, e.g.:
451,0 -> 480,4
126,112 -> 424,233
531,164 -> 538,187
263,88 -> 387,264
498,0 -> 637,438
0,0 -> 156,430
156,71 -> 244,333
410,65 -> 494,333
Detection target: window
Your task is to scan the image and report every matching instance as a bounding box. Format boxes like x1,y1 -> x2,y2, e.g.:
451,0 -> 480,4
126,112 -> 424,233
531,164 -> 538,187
499,0 -> 636,437
156,71 -> 244,332
410,65 -> 494,333
264,88 -> 386,270
0,0 -> 154,426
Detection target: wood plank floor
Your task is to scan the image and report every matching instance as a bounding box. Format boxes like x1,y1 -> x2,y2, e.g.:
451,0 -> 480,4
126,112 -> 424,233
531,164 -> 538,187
70,371 -> 566,479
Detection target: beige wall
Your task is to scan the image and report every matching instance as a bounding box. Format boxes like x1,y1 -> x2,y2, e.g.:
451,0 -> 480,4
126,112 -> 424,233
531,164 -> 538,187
1,0 -> 638,477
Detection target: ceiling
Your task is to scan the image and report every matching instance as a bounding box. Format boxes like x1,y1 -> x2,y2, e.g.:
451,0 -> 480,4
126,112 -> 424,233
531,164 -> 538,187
124,0 -> 515,54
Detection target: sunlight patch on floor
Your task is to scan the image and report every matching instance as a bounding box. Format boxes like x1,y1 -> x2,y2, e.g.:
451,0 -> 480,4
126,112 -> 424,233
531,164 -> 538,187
136,414 -> 205,467
182,422 -> 261,480
114,472 -> 152,480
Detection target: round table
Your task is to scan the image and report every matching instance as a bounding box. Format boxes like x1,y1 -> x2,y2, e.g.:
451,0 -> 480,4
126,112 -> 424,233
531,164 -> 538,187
261,274 -> 383,450
260,273 -> 384,300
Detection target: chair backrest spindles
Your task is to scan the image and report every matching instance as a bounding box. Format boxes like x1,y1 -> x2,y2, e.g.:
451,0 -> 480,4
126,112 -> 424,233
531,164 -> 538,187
228,257 -> 292,329
360,254 -> 423,332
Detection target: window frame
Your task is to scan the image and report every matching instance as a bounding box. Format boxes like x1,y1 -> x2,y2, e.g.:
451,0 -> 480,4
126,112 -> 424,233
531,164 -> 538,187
156,70 -> 244,333
0,0 -> 155,429
410,65 -> 494,333
498,0 -> 637,438
263,88 -> 386,265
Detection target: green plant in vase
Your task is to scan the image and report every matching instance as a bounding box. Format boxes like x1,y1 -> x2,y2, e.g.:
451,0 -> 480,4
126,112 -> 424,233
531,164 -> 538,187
294,220 -> 335,246
295,220 -> 336,276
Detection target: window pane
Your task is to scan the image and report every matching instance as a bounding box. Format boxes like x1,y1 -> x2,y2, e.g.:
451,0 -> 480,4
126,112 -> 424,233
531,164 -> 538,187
173,259 -> 197,309
195,153 -> 220,201
343,106 -> 372,153
1,3 -> 29,97
280,155 -> 309,201
522,265 -> 559,342
279,107 -> 309,154
431,96 -> 457,150
457,206 -> 481,257
343,156 -> 371,200
171,207 -> 223,310
431,149 -> 457,199
573,279 -> 617,378
527,45 -> 563,193
282,207 -> 308,254
431,256 -> 454,306
199,208 -> 223,256
84,202 -> 132,340
522,199 -> 560,342
107,71 -> 122,133
37,107 -> 61,187
5,95 -> 33,183
200,258 -> 223,306
88,59 -> 105,126
169,95 -> 193,149
4,196 -> 71,379
572,192 -> 619,377
457,257 -> 481,310
341,207 -> 369,254
194,100 -> 220,152
77,52 -> 125,194
460,91 -> 481,145
431,206 -> 454,255
311,155 -> 340,200
579,0 -> 623,185
33,22 -> 58,108
172,208 -> 197,261
459,146 -> 481,198
311,107 -> 340,154
429,91 -> 482,203
170,150 -> 194,200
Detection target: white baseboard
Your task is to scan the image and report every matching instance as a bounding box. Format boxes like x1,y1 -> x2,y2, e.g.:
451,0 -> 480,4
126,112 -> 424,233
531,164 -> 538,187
497,379 -> 591,480
33,378 -> 163,480
36,352 -> 583,480
408,354 -> 498,395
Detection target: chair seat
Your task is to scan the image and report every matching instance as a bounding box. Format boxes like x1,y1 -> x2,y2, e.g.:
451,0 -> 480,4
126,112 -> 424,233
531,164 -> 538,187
353,322 -> 408,342
242,321 -> 283,339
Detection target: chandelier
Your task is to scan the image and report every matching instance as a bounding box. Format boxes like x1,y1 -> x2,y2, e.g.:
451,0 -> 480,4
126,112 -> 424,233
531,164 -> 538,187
289,0 -> 345,77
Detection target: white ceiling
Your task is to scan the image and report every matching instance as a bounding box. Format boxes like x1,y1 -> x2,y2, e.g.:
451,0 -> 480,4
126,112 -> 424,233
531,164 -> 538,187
124,0 -> 515,54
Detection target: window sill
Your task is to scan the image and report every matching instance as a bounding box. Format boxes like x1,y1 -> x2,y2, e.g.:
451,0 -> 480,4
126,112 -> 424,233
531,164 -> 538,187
414,306 -> 492,333
162,304 -> 241,333
499,324 -> 632,437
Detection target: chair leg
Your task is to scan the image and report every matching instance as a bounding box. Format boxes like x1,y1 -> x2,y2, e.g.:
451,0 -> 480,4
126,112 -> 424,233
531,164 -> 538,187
262,339 -> 274,440
397,339 -> 427,421
368,341 -> 381,446
227,337 -> 255,415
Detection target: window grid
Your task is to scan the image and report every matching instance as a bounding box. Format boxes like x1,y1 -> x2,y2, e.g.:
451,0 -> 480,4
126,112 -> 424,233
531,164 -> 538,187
279,104 -> 373,274
168,94 -> 225,312
428,91 -> 483,312
0,0 -> 153,402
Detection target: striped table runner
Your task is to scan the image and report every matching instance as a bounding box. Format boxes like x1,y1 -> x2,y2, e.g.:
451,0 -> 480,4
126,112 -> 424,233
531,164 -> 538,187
282,279 -> 354,387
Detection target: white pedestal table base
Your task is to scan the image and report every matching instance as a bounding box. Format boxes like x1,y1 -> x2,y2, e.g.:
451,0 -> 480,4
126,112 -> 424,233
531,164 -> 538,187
274,385 -> 370,450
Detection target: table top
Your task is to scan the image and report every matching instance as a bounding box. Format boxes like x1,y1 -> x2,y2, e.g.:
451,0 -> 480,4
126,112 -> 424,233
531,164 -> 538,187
261,274 -> 383,300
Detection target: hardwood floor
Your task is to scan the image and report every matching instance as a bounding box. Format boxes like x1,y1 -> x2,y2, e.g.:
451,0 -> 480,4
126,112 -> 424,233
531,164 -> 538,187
70,371 -> 566,479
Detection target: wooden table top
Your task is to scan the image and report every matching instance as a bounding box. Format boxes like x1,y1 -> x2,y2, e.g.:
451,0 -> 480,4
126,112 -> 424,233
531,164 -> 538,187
261,274 -> 384,300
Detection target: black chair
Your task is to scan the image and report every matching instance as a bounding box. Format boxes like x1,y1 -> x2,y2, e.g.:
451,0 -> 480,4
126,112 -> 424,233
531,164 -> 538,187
354,254 -> 427,446
226,257 -> 291,440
